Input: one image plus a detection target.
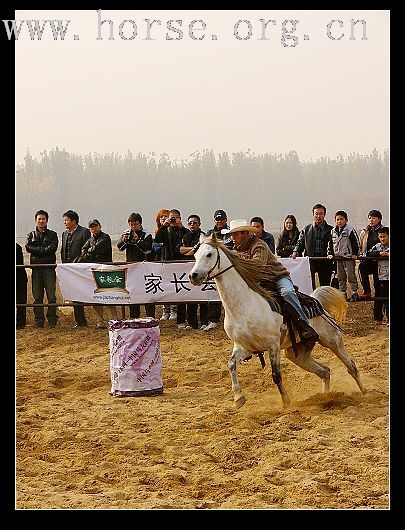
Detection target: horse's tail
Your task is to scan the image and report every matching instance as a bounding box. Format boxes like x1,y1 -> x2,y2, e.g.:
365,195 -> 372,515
311,286 -> 348,326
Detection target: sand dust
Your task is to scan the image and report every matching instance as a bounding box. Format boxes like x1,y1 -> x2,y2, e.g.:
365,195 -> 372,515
16,300 -> 389,510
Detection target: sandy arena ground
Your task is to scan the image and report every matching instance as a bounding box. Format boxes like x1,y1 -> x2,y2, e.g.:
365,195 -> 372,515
16,293 -> 389,510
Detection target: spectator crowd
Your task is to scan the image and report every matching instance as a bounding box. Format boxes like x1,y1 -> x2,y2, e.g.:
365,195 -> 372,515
16,205 -> 389,331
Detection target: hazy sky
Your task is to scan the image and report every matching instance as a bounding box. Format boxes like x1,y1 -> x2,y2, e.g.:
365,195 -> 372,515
15,9 -> 389,165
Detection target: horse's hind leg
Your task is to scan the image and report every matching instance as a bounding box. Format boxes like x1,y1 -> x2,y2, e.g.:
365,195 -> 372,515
228,343 -> 250,409
285,343 -> 331,393
268,337 -> 290,407
320,330 -> 367,394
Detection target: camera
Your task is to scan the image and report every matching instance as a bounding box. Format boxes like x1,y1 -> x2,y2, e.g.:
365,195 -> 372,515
169,218 -> 177,223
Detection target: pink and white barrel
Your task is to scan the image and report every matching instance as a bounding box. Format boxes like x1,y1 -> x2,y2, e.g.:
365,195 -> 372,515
108,318 -> 163,397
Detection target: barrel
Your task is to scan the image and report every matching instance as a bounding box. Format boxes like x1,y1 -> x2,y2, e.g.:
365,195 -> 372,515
108,318 -> 163,397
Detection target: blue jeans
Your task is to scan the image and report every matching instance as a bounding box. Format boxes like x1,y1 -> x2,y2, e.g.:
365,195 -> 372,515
31,268 -> 58,325
276,275 -> 309,324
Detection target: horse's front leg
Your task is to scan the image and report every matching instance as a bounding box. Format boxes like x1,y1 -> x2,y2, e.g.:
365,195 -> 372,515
228,343 -> 250,409
268,337 -> 290,408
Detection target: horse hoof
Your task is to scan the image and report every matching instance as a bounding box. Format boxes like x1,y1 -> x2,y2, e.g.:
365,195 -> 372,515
282,397 -> 291,409
234,395 -> 246,409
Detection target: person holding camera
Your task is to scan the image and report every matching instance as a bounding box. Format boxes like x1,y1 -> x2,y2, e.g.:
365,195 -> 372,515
153,208 -> 176,321
154,209 -> 188,327
117,212 -> 155,319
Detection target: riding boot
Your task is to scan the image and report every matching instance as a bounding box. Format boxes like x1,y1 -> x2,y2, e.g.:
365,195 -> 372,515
283,302 -> 319,343
297,318 -> 320,342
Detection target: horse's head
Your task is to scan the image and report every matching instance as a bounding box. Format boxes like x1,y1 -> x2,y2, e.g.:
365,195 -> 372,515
189,234 -> 221,285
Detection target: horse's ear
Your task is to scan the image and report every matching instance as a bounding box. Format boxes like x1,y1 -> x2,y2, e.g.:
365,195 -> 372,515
203,232 -> 216,243
199,233 -> 206,244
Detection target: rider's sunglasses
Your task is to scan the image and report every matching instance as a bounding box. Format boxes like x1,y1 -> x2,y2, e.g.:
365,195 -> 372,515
188,221 -> 199,225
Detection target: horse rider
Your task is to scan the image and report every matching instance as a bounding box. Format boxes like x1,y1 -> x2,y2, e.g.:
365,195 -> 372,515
222,219 -> 319,345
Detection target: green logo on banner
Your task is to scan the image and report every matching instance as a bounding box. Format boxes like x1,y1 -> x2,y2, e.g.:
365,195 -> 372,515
91,268 -> 129,294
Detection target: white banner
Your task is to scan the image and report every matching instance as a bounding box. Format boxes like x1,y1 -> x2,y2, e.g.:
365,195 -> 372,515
57,257 -> 312,304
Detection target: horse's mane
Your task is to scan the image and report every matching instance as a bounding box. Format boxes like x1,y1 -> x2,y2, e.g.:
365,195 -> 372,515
203,234 -> 277,303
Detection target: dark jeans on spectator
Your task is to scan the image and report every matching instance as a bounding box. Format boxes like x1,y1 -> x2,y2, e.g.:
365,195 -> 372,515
310,259 -> 333,291
176,303 -> 187,325
359,260 -> 379,295
73,303 -> 87,326
379,280 -> 389,322
373,279 -> 389,320
359,260 -> 382,320
16,283 -> 27,328
130,304 -> 155,318
187,303 -> 209,329
207,301 -> 222,323
32,268 -> 58,326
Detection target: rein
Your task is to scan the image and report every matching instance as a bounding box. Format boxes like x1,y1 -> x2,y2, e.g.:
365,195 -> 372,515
206,248 -> 234,280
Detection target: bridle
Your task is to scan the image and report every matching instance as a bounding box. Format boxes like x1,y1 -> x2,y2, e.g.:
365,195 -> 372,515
205,247 -> 234,280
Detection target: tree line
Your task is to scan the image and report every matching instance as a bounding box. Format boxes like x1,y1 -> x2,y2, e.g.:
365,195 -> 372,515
16,147 -> 389,237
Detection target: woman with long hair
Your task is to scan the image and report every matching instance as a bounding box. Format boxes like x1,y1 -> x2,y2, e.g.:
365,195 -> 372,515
153,208 -> 177,321
276,214 -> 301,258
154,209 -> 170,237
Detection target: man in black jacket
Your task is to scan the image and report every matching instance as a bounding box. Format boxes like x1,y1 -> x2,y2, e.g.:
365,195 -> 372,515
76,219 -> 113,263
203,209 -> 232,331
25,210 -> 59,328
291,204 -> 334,290
178,214 -> 208,329
117,212 -> 155,319
61,210 -> 91,327
76,219 -> 118,328
16,243 -> 28,329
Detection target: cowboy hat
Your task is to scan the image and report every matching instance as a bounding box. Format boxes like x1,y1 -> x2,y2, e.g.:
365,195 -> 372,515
221,219 -> 258,235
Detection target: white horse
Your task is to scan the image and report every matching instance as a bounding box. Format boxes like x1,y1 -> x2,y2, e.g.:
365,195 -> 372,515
189,235 -> 366,409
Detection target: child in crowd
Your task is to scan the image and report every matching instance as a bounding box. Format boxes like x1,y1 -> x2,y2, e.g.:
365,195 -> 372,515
327,210 -> 360,302
367,227 -> 389,326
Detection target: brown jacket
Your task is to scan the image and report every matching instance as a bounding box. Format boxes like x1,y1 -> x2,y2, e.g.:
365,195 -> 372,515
235,234 -> 290,282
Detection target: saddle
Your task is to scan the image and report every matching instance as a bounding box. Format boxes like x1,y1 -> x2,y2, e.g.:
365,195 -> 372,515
248,287 -> 324,367
268,288 -> 324,321
276,288 -> 324,354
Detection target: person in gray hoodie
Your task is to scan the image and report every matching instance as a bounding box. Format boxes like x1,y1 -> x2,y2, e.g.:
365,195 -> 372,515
367,226 -> 389,325
327,210 -> 360,302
